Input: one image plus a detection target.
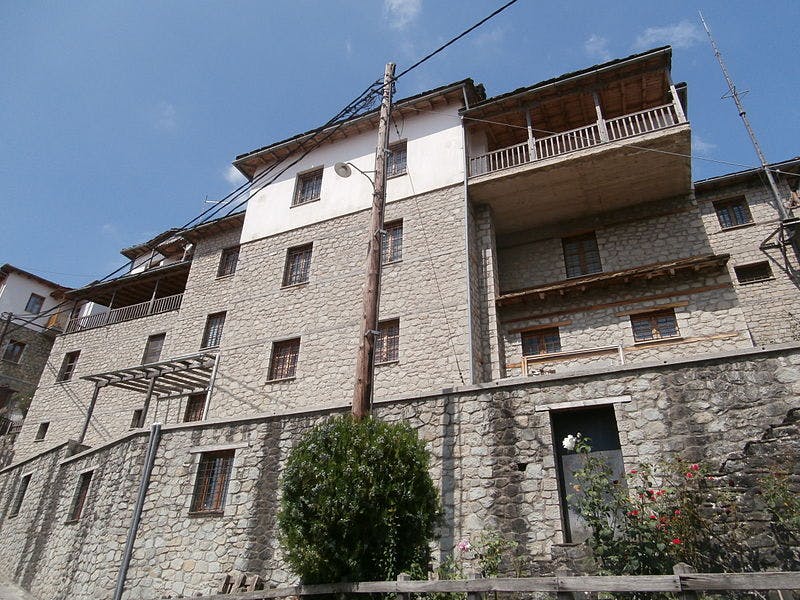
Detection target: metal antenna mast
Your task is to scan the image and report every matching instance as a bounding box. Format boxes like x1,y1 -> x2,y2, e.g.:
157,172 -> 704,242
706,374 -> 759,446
699,11 -> 788,220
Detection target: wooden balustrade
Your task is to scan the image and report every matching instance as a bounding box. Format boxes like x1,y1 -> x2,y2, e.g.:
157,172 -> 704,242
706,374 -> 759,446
65,292 -> 183,333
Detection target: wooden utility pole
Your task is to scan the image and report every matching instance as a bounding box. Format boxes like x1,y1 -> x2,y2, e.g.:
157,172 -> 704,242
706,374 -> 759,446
353,62 -> 395,419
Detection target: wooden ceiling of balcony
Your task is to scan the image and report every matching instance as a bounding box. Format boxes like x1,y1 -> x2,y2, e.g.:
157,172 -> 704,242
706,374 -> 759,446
65,261 -> 190,307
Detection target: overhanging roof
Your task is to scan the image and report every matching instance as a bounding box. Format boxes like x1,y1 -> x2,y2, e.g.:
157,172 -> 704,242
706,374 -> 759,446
82,351 -> 218,397
65,260 -> 190,305
0,264 -> 70,296
694,156 -> 800,192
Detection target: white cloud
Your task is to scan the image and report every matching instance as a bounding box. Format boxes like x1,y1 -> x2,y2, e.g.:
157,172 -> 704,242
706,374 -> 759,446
224,165 -> 246,185
693,134 -> 717,156
344,38 -> 353,56
100,223 -> 118,238
384,0 -> 422,30
584,34 -> 611,61
634,21 -> 705,50
473,25 -> 506,49
154,101 -> 177,131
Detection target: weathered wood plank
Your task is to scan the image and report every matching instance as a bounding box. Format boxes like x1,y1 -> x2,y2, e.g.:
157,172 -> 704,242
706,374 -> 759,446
681,572 -> 800,591
557,575 -> 680,592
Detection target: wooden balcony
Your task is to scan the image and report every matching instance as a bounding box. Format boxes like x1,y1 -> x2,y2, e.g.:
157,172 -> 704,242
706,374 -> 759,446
65,292 -> 183,333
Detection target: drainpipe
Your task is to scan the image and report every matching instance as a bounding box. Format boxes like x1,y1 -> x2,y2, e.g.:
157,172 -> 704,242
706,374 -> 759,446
113,422 -> 162,600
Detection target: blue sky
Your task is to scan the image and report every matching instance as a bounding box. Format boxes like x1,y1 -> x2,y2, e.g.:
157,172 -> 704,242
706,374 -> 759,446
2,1 -> 798,288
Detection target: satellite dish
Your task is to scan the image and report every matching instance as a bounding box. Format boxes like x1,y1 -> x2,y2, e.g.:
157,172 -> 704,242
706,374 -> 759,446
334,162 -> 352,178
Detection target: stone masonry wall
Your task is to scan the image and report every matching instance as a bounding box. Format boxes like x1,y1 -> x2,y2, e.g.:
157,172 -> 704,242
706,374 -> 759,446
0,325 -> 56,408
0,344 -> 797,599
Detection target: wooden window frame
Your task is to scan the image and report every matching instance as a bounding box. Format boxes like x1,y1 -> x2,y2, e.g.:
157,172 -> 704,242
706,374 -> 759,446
142,333 -> 166,364
292,168 -> 323,206
713,197 -> 753,229
562,232 -> 602,278
282,244 -> 313,287
57,351 -> 81,382
190,450 -> 234,515
734,261 -> 773,284
630,309 -> 680,343
67,470 -> 93,522
183,393 -> 206,423
9,474 -> 31,518
25,293 -> 45,314
201,312 -> 226,349
521,328 -> 562,357
387,140 -> 408,178
381,220 -> 403,264
217,246 -> 240,278
375,319 -> 400,364
2,340 -> 25,364
268,338 -> 300,381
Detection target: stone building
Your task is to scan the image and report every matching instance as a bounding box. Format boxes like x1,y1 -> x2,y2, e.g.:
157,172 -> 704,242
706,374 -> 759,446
0,46 -> 798,599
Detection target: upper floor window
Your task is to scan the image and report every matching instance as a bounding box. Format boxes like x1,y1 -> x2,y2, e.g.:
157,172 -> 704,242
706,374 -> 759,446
184,393 -> 205,422
25,293 -> 45,314
2,340 -> 25,364
142,333 -> 166,364
201,312 -> 226,349
217,246 -> 240,278
34,422 -> 49,441
293,168 -> 323,206
387,141 -> 408,177
67,470 -> 93,522
382,220 -> 403,264
563,232 -> 602,278
713,197 -> 753,229
375,319 -> 400,364
630,309 -> 680,342
190,450 -> 234,514
9,474 -> 31,517
269,338 -> 300,381
57,351 -> 81,382
734,261 -> 773,284
283,244 -> 313,287
521,328 -> 562,356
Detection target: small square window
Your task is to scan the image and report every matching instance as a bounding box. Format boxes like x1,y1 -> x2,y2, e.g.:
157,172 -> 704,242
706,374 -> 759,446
382,220 -> 403,264
713,197 -> 753,229
217,246 -> 240,278
375,319 -> 400,364
734,261 -> 773,284
387,141 -> 408,177
57,351 -> 81,382
631,309 -> 680,342
34,422 -> 49,441
521,328 -> 562,356
25,294 -> 45,314
563,233 -> 602,278
142,333 -> 166,364
9,474 -> 31,517
184,393 -> 205,422
268,338 -> 300,381
283,244 -> 313,287
190,450 -> 234,514
130,409 -> 143,429
201,312 -> 226,349
67,471 -> 93,522
293,168 -> 323,206
2,340 -> 25,364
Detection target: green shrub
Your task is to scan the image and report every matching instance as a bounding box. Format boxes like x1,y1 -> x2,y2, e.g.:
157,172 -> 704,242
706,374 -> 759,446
278,415 -> 442,584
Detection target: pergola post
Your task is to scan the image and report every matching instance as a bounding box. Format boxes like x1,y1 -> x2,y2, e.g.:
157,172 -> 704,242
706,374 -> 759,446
139,376 -> 158,427
78,382 -> 103,445
201,353 -> 221,421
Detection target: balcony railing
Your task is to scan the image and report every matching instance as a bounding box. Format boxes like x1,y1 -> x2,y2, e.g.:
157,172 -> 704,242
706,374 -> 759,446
469,103 -> 681,177
65,292 -> 183,334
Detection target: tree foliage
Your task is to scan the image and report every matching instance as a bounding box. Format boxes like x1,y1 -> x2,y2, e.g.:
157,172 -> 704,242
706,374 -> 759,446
278,415 -> 441,584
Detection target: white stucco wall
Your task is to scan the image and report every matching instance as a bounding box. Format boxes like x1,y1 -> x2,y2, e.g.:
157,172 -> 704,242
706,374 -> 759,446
0,272 -> 62,330
241,107 -> 465,244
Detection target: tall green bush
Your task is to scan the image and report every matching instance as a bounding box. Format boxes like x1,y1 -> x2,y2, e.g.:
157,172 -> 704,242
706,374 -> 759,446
278,415 -> 441,584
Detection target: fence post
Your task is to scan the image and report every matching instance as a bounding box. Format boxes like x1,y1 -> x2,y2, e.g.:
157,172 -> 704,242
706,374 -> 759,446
467,571 -> 482,600
397,572 -> 411,600
555,568 -> 575,600
673,562 -> 699,600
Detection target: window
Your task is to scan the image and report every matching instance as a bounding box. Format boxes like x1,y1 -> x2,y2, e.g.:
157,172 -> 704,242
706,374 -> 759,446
130,409 -> 143,429
521,328 -> 562,356
190,450 -> 234,514
217,246 -> 240,277
183,393 -> 205,422
293,168 -> 323,206
283,244 -> 313,286
2,340 -> 25,364
268,338 -> 300,380
34,422 -> 49,441
25,293 -> 45,314
142,333 -> 166,364
57,351 -> 80,382
563,233 -> 602,278
375,319 -> 400,364
734,261 -> 773,284
9,474 -> 31,517
714,197 -> 753,229
631,309 -> 680,342
67,471 -> 93,522
201,312 -> 226,349
382,220 -> 403,264
387,141 -> 408,177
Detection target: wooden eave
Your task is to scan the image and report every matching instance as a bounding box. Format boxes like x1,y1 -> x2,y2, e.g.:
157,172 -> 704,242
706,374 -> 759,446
120,228 -> 183,260
65,261 -> 191,306
496,254 -> 730,306
180,212 -> 245,244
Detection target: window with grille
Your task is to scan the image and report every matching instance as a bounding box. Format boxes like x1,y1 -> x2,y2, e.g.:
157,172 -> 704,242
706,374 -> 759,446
34,422 -> 49,441
382,220 -> 403,264
387,141 -> 408,177
130,409 -> 143,429
201,312 -> 226,349
521,328 -> 562,356
268,338 -> 300,380
375,319 -> 400,364
190,450 -> 234,514
2,340 -> 25,364
713,197 -> 753,229
293,168 -> 323,206
9,474 -> 31,517
217,246 -> 240,277
57,351 -> 80,382
563,233 -> 602,278
67,471 -> 93,522
184,393 -> 205,422
25,293 -> 45,314
630,309 -> 680,342
283,244 -> 313,286
142,333 -> 166,364
734,261 -> 773,284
